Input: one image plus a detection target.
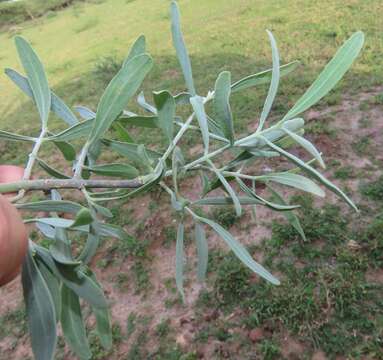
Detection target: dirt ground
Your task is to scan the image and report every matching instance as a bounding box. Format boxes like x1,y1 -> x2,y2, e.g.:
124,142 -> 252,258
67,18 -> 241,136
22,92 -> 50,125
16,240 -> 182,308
0,87 -> 382,359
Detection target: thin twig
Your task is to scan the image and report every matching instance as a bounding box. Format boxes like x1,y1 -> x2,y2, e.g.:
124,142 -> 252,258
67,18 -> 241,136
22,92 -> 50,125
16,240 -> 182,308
0,178 -> 143,194
11,129 -> 47,202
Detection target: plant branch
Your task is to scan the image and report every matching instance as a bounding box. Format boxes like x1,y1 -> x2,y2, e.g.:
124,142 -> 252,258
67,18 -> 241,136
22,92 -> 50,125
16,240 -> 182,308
74,141 -> 91,179
11,129 -> 47,202
162,113 -> 194,161
0,178 -> 143,194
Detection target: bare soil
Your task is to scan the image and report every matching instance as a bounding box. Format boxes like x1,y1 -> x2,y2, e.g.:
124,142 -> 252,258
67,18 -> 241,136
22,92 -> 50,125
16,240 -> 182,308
1,88 -> 383,359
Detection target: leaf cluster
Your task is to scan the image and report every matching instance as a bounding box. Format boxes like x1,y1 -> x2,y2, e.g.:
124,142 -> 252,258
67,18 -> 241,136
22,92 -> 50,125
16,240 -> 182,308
0,1 -> 365,359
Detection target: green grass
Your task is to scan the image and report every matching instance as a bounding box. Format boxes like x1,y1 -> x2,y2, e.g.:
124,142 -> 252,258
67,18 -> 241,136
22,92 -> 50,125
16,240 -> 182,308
361,176 -> 383,202
0,0 -> 382,144
195,197 -> 383,359
0,1 -> 382,359
0,0 -> 86,29
0,307 -> 27,341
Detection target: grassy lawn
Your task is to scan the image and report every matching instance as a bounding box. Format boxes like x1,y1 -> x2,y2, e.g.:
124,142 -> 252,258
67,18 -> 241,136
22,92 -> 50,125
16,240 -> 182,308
0,0 -> 382,359
0,0 -> 381,131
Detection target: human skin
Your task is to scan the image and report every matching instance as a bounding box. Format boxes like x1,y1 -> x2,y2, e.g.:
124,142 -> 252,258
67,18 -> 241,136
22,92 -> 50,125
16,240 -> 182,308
0,165 -> 24,197
0,195 -> 28,286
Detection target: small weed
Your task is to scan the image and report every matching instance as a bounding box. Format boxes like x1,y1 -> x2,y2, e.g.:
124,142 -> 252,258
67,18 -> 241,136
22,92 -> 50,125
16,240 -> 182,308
359,214 -> 383,267
213,252 -> 251,307
373,93 -> 383,105
212,206 -> 238,228
127,331 -> 148,360
0,308 -> 27,340
92,56 -> 122,85
163,225 -> 177,248
353,136 -> 371,156
333,165 -> 355,180
114,273 -> 129,291
360,175 -> 383,202
155,319 -> 171,338
359,100 -> 370,111
88,323 -> 122,359
126,312 -> 137,338
258,339 -> 280,360
132,261 -> 151,293
306,118 -> 337,138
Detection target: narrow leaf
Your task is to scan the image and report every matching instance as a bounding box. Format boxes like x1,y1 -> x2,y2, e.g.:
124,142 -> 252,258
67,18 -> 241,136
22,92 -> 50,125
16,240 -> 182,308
170,1 -> 196,95
47,119 -> 94,142
35,246 -> 108,308
86,163 -> 139,178
238,118 -> 304,148
190,96 -> 209,154
119,114 -> 158,128
88,273 -> 112,350
15,36 -> 51,127
268,185 -> 306,241
214,71 -> 234,143
36,158 -> 70,179
282,31 -> 364,121
71,208 -> 93,228
231,61 -> 299,93
194,196 -> 262,206
195,222 -> 208,282
209,161 -> 241,217
153,90 -> 175,142
5,68 -> 78,126
137,91 -> 157,114
52,141 -> 76,161
37,261 -> 62,322
50,228 -> 78,266
112,122 -> 134,143
22,247 -> 57,360
236,177 -> 300,211
262,136 -> 358,211
196,216 -> 280,285
61,285 -> 92,360
257,30 -> 280,132
259,172 -> 325,197
124,34 -> 146,65
172,146 -> 185,196
282,125 -> 325,168
89,54 -> 153,144
176,222 -> 185,302
0,130 -> 35,142
93,160 -> 165,201
78,231 -> 100,264
93,307 -> 113,350
101,139 -> 161,163
75,106 -> 95,120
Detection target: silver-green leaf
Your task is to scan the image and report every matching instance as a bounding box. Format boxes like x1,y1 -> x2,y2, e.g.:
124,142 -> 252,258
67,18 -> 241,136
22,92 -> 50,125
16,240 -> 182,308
15,36 -> 51,127
282,125 -> 325,168
281,31 -> 364,122
195,216 -> 280,285
257,30 -> 280,132
190,96 -> 209,155
153,90 -> 175,142
195,222 -> 208,282
61,285 -> 92,360
176,222 -> 185,302
22,247 -> 57,360
89,54 -> 153,144
259,172 -> 325,197
124,34 -> 146,66
262,136 -> 358,211
214,71 -> 234,144
170,1 -> 196,95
